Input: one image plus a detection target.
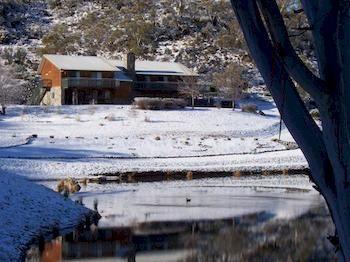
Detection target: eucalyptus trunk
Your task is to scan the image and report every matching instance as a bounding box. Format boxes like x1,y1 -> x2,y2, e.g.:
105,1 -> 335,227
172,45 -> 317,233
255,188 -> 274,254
230,0 -> 350,260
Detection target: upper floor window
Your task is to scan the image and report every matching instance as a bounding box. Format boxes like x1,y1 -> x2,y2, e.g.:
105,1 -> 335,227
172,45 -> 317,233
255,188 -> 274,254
168,76 -> 179,82
136,75 -> 146,81
102,72 -> 114,79
150,75 -> 164,82
91,72 -> 102,79
80,71 -> 91,78
63,71 -> 80,78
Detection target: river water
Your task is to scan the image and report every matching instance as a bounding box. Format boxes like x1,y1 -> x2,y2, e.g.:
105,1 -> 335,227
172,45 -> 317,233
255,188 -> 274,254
26,175 -> 335,261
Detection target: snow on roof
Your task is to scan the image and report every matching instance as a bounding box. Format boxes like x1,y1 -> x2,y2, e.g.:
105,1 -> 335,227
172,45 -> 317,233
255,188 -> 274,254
111,59 -> 198,76
40,54 -> 198,77
41,54 -> 118,72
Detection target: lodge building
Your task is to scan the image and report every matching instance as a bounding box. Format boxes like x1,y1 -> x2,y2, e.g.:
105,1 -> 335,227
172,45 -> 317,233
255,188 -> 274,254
38,53 -> 198,105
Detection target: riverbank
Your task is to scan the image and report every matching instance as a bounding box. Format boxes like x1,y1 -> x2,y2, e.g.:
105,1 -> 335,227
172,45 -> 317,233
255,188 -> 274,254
0,172 -> 95,261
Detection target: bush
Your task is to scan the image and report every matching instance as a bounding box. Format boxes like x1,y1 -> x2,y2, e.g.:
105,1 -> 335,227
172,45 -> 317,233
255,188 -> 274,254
241,103 -> 258,113
133,97 -> 187,110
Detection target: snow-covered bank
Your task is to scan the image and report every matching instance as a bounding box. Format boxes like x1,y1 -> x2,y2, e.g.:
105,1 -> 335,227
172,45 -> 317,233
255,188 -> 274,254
0,172 -> 92,261
0,149 -> 307,181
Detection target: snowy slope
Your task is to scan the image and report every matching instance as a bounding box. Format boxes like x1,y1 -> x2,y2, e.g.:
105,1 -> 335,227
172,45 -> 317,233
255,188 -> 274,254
0,172 -> 91,261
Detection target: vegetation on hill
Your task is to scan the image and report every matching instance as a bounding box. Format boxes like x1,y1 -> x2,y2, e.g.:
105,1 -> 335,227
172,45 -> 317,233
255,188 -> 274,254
0,0 -> 315,104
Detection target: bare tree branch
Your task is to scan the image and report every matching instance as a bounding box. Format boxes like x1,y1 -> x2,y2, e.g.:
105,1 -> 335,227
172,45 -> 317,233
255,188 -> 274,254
257,0 -> 327,103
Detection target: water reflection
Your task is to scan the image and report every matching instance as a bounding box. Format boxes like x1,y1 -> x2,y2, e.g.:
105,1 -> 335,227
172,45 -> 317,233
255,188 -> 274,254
26,207 -> 334,261
28,176 -> 335,261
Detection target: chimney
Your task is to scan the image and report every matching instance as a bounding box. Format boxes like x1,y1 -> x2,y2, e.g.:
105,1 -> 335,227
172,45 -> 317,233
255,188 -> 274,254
124,52 -> 136,73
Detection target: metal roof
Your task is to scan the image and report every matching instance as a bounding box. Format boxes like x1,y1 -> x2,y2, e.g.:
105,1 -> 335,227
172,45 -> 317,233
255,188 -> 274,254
40,54 -> 198,78
40,54 -> 117,72
111,59 -> 198,76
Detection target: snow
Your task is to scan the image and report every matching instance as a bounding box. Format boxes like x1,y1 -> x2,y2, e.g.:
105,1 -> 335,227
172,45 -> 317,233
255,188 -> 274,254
0,102 -> 307,180
40,54 -> 117,72
0,172 -> 90,261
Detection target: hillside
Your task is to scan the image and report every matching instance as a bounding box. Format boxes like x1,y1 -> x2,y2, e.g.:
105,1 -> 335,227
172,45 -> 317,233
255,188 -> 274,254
0,0 -> 313,103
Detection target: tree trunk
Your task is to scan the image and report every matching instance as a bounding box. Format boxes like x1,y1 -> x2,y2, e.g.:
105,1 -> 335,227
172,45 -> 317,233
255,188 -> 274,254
230,1 -> 350,259
191,96 -> 195,109
1,105 -> 6,115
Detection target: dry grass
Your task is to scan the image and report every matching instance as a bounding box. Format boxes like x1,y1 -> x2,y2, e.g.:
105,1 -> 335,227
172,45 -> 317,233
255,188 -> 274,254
241,103 -> 258,113
57,178 -> 81,195
233,171 -> 241,177
186,171 -> 193,180
262,170 -> 270,176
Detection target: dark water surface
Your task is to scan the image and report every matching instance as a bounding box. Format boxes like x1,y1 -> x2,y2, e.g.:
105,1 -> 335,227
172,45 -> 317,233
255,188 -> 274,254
26,176 -> 335,261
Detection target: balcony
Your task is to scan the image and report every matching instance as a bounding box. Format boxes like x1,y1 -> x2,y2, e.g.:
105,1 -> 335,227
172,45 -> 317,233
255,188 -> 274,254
134,81 -> 180,91
61,78 -> 120,89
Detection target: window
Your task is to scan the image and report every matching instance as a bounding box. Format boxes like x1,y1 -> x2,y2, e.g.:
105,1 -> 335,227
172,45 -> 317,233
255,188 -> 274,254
66,71 -> 80,78
168,76 -> 178,82
80,71 -> 91,78
102,72 -> 114,78
91,72 -> 102,79
150,75 -> 164,82
136,75 -> 146,81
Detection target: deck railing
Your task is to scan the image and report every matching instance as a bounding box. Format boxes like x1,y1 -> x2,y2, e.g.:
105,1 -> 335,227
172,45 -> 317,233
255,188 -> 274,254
134,81 -> 181,91
61,78 -> 120,89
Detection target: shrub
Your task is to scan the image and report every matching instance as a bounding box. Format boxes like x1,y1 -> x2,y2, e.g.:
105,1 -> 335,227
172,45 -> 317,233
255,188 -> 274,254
57,178 -> 81,195
241,103 -> 258,113
133,97 -> 186,110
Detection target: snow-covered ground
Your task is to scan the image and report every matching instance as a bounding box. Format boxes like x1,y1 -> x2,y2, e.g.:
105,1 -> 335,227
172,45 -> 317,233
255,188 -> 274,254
0,172 -> 91,261
0,101 -> 307,180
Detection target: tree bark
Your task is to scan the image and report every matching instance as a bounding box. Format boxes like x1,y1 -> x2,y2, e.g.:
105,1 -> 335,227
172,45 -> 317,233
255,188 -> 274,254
1,105 -> 6,115
230,0 -> 350,259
